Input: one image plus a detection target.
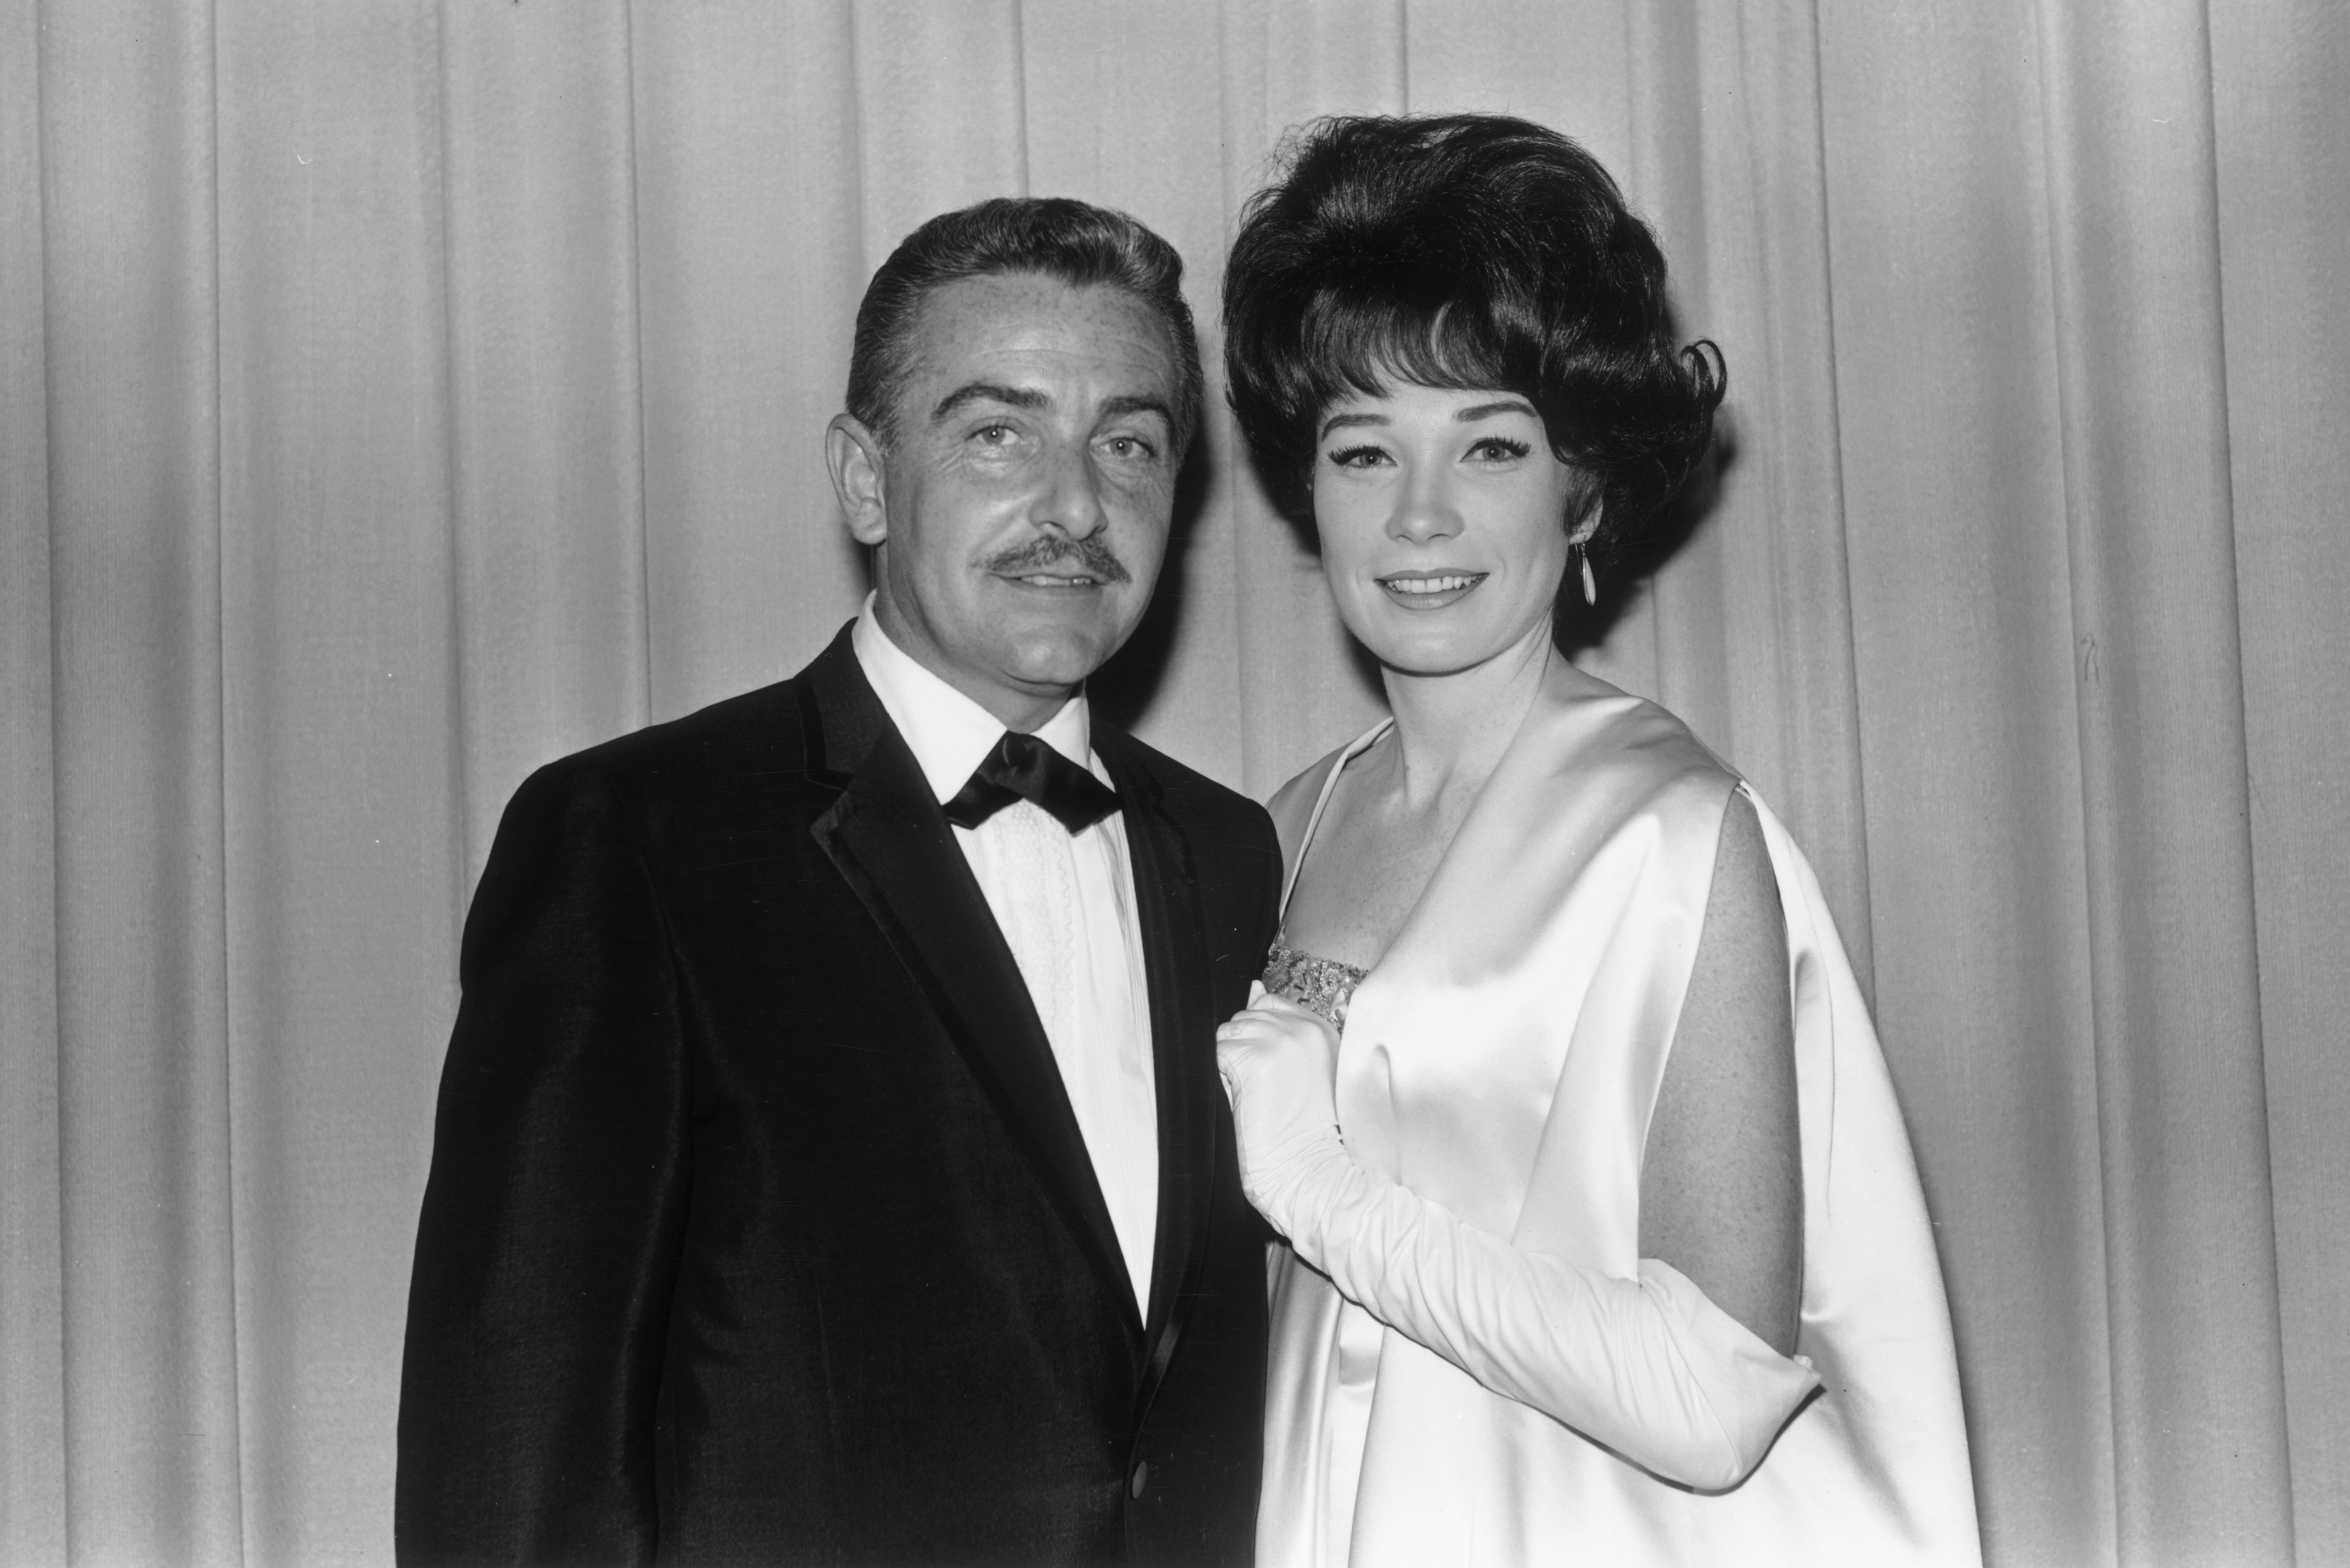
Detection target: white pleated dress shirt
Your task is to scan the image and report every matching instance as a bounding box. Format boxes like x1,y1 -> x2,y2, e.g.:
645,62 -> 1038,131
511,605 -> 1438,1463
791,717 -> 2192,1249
852,599 -> 1158,1312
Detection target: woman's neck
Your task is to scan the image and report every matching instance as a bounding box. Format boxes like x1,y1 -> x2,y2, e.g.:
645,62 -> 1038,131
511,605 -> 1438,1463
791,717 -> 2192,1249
1376,618 -> 1554,808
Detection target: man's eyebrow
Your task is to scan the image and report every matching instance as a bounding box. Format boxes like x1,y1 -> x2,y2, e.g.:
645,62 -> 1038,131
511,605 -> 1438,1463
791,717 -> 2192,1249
1098,394 -> 1175,426
931,381 -> 1049,423
1456,399 -> 1540,422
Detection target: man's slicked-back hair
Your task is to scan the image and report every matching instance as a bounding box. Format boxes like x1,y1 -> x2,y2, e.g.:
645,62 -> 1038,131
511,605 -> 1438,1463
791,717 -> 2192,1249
846,196 -> 1204,458
1222,115 -> 1723,566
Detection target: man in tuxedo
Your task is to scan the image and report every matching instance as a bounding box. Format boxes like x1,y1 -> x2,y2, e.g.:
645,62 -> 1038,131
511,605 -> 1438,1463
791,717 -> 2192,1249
396,198 -> 1279,1564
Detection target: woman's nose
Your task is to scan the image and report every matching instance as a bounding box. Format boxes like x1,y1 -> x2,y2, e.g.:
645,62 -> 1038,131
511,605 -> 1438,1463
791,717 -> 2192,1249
1387,469 -> 1461,545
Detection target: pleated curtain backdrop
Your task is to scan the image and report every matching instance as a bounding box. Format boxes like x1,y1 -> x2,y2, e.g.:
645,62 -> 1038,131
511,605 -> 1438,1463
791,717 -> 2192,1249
2,2 -> 2344,1564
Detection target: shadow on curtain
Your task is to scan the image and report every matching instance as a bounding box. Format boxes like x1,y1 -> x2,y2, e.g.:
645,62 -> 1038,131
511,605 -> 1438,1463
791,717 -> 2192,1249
2,2 -> 2344,1564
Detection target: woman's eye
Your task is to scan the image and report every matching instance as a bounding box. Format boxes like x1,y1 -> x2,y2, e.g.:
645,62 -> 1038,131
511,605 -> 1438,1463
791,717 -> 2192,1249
1328,444 -> 1389,469
1468,436 -> 1533,462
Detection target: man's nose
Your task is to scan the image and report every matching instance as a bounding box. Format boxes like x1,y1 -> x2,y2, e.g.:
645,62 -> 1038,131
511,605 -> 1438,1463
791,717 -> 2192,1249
1387,468 -> 1462,545
1033,440 -> 1110,540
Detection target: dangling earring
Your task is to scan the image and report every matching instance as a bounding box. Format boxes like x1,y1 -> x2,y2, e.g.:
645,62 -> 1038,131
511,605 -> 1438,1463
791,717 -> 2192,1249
1576,543 -> 1597,606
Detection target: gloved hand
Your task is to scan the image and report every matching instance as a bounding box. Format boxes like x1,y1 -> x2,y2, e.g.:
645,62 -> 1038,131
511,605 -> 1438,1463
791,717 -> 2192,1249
1214,994 -> 1819,1492
1214,984 -> 1349,1228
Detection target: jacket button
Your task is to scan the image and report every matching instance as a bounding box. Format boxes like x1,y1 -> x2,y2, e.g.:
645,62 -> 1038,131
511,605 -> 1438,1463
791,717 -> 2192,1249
1130,1460 -> 1148,1499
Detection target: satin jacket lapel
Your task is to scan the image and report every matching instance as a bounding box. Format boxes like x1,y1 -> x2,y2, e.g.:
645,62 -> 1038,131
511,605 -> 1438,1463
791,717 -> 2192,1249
797,635 -> 1139,1334
1096,732 -> 1219,1399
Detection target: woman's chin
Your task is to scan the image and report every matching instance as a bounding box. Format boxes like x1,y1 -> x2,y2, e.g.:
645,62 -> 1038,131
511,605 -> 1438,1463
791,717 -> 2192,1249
1361,634 -> 1511,681
1348,607 -> 1551,682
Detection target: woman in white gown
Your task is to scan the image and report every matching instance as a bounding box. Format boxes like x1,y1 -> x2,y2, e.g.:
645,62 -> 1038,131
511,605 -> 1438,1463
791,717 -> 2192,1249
1213,115 -> 1980,1566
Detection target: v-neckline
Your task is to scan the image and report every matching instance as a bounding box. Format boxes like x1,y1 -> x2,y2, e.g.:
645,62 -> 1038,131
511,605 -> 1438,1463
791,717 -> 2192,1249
1277,717 -> 1396,929
1274,649 -> 1580,986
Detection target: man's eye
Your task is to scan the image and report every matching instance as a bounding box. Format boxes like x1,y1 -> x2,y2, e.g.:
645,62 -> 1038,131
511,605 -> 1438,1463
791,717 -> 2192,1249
1328,445 -> 1389,469
1102,435 -> 1159,461
973,423 -> 1017,446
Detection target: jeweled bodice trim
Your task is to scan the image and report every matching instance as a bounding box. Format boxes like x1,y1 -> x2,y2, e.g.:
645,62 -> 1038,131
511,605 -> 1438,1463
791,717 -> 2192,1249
1262,940 -> 1371,1033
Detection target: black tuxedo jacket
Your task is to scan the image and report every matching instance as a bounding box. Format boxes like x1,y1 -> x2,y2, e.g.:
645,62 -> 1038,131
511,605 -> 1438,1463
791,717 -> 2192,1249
397,626 -> 1280,1566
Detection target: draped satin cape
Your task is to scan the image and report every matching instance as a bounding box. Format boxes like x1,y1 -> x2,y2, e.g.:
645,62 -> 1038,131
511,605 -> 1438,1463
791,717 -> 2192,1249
1260,662 -> 1981,1566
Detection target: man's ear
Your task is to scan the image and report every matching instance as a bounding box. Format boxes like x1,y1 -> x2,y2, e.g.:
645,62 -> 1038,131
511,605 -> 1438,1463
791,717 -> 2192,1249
827,414 -> 889,546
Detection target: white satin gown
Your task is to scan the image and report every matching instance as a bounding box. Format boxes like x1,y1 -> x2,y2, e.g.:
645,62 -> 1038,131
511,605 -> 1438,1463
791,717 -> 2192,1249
1256,661 -> 1981,1566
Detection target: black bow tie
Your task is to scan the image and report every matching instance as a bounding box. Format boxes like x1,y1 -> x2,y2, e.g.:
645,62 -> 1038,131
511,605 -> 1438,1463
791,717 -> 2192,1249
942,731 -> 1122,835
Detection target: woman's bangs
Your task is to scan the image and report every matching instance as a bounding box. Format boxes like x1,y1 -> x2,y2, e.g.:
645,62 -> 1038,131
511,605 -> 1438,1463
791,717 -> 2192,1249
1295,283 -> 1520,413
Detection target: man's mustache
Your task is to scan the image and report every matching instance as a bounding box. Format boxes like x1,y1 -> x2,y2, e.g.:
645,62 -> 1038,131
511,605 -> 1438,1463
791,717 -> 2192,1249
983,533 -> 1131,584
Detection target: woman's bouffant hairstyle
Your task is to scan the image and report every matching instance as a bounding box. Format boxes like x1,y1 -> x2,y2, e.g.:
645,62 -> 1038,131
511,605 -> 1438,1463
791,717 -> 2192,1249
1222,114 -> 1723,567
848,196 -> 1204,459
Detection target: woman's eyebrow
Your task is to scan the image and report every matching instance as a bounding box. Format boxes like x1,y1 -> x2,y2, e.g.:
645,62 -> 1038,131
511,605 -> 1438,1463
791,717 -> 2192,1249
1320,410 -> 1389,438
1455,399 -> 1538,422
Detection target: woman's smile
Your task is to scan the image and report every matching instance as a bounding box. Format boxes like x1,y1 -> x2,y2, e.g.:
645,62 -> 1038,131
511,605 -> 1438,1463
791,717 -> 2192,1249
1375,569 -> 1489,608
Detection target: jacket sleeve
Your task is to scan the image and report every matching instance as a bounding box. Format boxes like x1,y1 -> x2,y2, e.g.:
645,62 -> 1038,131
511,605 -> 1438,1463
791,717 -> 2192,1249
396,761 -> 690,1565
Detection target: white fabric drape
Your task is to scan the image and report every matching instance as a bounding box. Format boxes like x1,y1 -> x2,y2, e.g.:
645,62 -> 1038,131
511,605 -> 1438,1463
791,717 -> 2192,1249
1,3 -> 2342,1564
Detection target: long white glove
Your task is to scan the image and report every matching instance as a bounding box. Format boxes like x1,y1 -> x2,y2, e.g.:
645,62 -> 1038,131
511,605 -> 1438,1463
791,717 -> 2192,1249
1217,990 -> 1821,1493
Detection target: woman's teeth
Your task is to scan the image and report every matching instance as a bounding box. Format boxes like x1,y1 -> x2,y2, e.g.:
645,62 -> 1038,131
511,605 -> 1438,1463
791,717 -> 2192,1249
1383,574 -> 1483,595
